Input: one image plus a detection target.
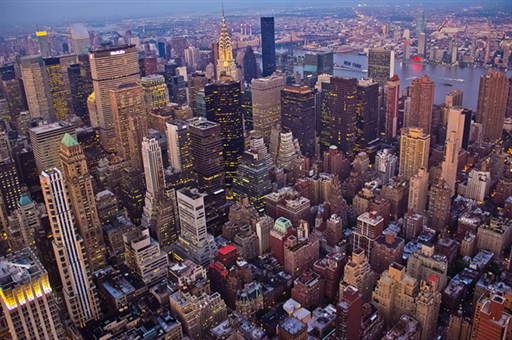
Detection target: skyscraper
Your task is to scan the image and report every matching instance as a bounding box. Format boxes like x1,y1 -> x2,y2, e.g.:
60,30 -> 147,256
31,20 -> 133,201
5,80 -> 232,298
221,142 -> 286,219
427,178 -> 452,232
0,249 -> 64,340
59,133 -> 107,272
330,77 -> 357,159
446,89 -> 463,108
44,57 -> 69,122
2,79 -> 26,132
36,30 -> 50,58
446,106 -> 472,150
261,17 -> 276,77
408,167 -> 428,214
70,23 -> 90,55
409,76 -> 435,134
316,75 -> 332,151
281,84 -> 316,157
188,72 -> 208,115
166,119 -> 194,183
475,70 -> 509,142
20,55 -> 55,122
252,74 -> 286,145
367,49 -> 395,85
205,80 -> 244,195
356,78 -> 379,149
216,10 -> 237,80
442,131 -> 460,196
418,33 -> 427,58
243,47 -> 257,83
89,44 -> 140,151
232,150 -> 272,211
342,248 -> 374,303
353,212 -> 384,273
40,169 -> 102,327
141,74 -> 169,110
385,75 -> 400,138
68,61 -> 93,125
110,83 -> 148,171
336,285 -> 363,340
471,294 -> 512,340
416,10 -> 425,35
399,127 -> 430,180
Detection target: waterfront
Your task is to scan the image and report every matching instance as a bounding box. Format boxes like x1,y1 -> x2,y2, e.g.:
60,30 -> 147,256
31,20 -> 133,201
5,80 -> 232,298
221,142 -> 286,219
277,48 -> 512,111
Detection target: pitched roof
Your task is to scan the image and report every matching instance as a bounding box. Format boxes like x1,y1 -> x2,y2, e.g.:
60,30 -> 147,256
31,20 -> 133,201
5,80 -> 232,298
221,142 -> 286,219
61,133 -> 78,147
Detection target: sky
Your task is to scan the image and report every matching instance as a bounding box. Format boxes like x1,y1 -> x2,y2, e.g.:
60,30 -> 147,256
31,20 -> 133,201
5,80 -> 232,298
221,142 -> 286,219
1,0 -> 510,30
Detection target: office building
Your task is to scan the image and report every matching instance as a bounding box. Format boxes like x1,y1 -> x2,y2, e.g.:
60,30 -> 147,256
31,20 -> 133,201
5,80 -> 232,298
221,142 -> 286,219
36,30 -> 50,57
90,44 -> 140,151
471,295 -> 511,340
252,75 -> 286,144
367,49 -> 395,85
2,79 -> 26,131
409,76 -> 435,134
123,227 -> 168,284
386,75 -> 400,138
216,12 -> 237,80
141,74 -> 169,110
44,57 -> 69,122
356,78 -> 379,149
29,121 -> 76,173
59,133 -> 107,271
427,178 -> 452,232
330,77 -> 357,158
317,75 -> 332,151
416,10 -> 425,35
166,120 -> 193,181
408,168 -> 428,214
342,248 -> 374,303
243,47 -> 258,83
68,60 -> 93,125
40,169 -> 102,327
372,263 -> 418,328
0,248 -> 64,340
111,83 -> 148,171
261,17 -> 276,77
205,80 -> 244,193
476,70 -> 509,142
281,84 -> 316,157
70,23 -> 90,54
232,150 -> 272,211
0,158 -> 22,227
188,72 -> 208,115
303,52 -> 333,77
399,127 -> 430,180
353,211 -> 384,272
20,55 -> 55,122
374,148 -> 398,183
407,244 -> 448,291
418,33 -> 427,58
174,188 -> 217,267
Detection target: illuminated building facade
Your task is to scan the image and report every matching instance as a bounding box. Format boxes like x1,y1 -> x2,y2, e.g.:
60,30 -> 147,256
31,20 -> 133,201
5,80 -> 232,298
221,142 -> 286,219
40,169 -> 102,327
166,119 -> 193,182
68,59 -> 93,125
59,133 -> 107,272
89,44 -> 140,151
356,79 -> 379,149
399,127 -> 430,180
216,11 -> 237,80
367,49 -> 394,85
252,75 -> 286,145
330,77 -> 357,159
0,248 -> 64,340
141,74 -> 169,110
317,75 -> 332,152
20,55 -> 55,122
205,80 -> 244,195
281,84 -> 316,157
2,79 -> 25,132
110,83 -> 148,171
44,57 -> 69,122
261,17 -> 276,77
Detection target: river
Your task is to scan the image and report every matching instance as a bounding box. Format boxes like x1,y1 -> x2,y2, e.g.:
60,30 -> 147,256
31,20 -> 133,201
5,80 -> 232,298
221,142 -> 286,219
275,47 -> 512,111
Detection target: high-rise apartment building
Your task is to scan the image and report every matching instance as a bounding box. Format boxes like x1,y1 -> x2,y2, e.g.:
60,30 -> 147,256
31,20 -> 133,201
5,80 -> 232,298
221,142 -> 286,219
110,83 -> 148,171
232,150 -> 272,211
356,78 -> 379,149
442,131 -> 460,197
407,244 -> 448,292
89,44 -> 140,151
20,55 -> 55,122
216,12 -> 237,80
409,76 -> 435,134
471,294 -> 511,340
174,188 -> 217,268
281,84 -> 316,157
446,106 -> 472,150
427,178 -> 452,232
284,235 -> 320,279
29,121 -> 76,173
446,89 -> 463,108
141,74 -> 169,110
252,75 -> 286,144
59,133 -> 107,272
408,167 -> 428,214
399,127 -> 430,180
70,23 -> 90,54
0,248 -> 64,340
342,248 -> 374,303
367,49 -> 395,85
353,211 -> 384,272
374,148 -> 398,183
372,263 -> 419,329
475,70 -> 509,142
40,169 -> 101,327
385,75 -> 400,138
336,285 -> 363,340
261,17 -> 276,77
415,277 -> 442,340
374,232 -> 405,275
44,57 -> 69,122
330,77 -> 357,158
205,80 -> 244,194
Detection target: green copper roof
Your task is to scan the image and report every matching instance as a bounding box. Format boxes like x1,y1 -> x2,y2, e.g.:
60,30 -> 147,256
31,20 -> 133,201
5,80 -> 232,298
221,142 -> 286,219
274,217 -> 293,233
61,133 -> 78,147
19,193 -> 33,206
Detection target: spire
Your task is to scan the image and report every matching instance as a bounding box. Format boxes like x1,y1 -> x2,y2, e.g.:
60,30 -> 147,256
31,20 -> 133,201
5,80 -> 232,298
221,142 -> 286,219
222,3 -> 225,23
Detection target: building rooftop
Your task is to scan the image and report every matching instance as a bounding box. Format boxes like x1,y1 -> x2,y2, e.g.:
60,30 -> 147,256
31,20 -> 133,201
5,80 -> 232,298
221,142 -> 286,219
29,121 -> 74,135
280,317 -> 305,335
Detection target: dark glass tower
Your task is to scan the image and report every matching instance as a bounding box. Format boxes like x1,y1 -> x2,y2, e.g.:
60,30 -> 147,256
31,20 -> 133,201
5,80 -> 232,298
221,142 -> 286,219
232,150 -> 272,212
281,85 -> 316,157
205,80 -> 244,197
355,79 -> 379,150
243,46 -> 257,83
242,88 -> 253,131
68,59 -> 93,125
330,77 -> 357,159
319,81 -> 331,152
261,17 -> 276,77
